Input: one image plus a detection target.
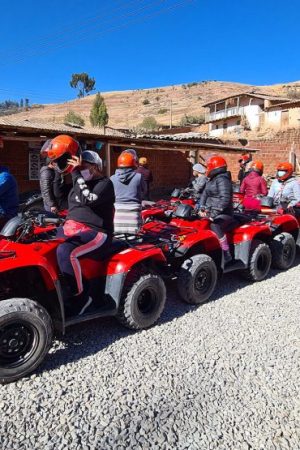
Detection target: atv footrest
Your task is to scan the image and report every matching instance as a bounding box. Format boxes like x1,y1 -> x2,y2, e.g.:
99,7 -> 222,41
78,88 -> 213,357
223,260 -> 246,273
65,307 -> 118,327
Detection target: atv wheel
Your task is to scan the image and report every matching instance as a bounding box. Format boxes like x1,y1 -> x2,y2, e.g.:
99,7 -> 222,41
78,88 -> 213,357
270,232 -> 296,270
241,240 -> 272,281
0,298 -> 53,384
177,254 -> 218,305
117,273 -> 166,330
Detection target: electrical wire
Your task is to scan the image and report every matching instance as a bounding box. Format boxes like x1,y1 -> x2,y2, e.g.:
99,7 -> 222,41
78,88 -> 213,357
0,0 -> 167,63
0,0 -> 193,67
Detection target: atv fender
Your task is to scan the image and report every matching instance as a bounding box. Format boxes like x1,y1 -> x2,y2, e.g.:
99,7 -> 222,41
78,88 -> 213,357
271,214 -> 299,238
174,230 -> 221,258
104,247 -> 167,308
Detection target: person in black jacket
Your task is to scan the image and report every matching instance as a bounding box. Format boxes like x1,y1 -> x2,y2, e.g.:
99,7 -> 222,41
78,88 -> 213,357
200,155 -> 234,263
136,157 -> 153,200
40,157 -> 72,213
43,135 -> 115,315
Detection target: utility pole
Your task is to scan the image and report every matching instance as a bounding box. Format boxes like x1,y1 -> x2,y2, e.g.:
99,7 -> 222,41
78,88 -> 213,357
169,100 -> 172,129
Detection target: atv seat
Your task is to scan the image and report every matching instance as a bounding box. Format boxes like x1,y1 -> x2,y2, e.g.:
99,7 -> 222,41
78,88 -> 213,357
87,238 -> 129,261
232,213 -> 254,225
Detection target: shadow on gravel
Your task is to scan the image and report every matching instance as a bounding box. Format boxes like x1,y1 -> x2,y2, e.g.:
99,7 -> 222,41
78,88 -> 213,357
34,254 -> 300,379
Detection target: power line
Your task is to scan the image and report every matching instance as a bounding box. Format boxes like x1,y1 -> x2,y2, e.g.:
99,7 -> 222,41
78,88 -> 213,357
0,0 -> 193,67
0,0 -> 165,64
0,0 -> 141,59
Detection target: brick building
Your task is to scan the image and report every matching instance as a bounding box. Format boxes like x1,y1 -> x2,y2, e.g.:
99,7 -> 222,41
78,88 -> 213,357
0,118 -> 260,196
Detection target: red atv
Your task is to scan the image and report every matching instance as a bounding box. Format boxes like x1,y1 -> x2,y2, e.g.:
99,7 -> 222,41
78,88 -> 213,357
0,213 -> 170,383
233,194 -> 299,270
142,188 -> 196,223
142,203 -> 275,307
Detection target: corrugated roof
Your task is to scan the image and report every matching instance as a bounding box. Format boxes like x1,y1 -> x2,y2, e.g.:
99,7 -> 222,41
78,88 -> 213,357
202,91 -> 290,107
0,117 -> 125,138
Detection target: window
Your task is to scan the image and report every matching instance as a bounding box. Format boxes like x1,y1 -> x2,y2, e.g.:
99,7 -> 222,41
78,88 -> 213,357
237,120 -> 241,125
215,124 -> 219,129
223,123 -> 228,129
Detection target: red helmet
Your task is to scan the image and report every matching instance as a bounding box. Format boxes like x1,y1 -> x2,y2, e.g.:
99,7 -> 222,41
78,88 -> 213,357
238,153 -> 251,165
276,162 -> 294,181
41,135 -> 80,173
206,155 -> 227,178
251,160 -> 264,174
117,152 -> 137,168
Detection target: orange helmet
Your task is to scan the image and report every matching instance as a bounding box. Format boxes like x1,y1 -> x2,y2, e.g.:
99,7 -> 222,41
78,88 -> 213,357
41,135 -> 80,173
238,153 -> 251,165
251,160 -> 264,174
206,155 -> 227,178
118,152 -> 136,168
139,157 -> 148,166
276,162 -> 294,181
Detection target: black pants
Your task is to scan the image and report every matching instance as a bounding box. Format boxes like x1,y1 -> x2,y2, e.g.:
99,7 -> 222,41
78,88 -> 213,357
210,214 -> 235,239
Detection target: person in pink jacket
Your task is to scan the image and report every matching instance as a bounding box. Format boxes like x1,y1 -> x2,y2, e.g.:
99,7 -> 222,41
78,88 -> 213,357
240,161 -> 268,210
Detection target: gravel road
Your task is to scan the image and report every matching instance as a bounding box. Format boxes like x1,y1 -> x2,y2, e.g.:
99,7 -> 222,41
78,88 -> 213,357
1,258 -> 300,450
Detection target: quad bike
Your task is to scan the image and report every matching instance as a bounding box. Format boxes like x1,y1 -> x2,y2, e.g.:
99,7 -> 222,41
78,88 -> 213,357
141,203 -> 275,308
0,212 -> 174,383
233,194 -> 300,270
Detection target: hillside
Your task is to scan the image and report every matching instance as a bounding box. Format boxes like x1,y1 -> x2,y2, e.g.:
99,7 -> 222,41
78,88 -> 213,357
3,80 -> 299,130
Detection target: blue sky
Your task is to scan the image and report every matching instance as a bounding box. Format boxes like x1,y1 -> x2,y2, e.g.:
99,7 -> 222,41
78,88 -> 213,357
0,0 -> 300,104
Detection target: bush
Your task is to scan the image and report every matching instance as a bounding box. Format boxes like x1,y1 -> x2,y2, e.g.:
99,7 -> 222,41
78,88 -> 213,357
187,82 -> 198,88
180,114 -> 205,126
139,116 -> 159,131
285,87 -> 300,99
64,110 -> 85,126
142,99 -> 150,105
157,108 -> 168,114
155,96 -> 160,101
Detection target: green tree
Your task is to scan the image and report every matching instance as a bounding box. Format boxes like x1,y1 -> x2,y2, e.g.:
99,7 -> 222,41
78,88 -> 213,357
70,72 -> 96,98
64,110 -> 85,127
140,116 -> 159,131
90,92 -> 109,127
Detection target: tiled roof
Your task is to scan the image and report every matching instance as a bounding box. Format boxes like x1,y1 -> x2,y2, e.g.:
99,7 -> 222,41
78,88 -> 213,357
135,132 -> 221,143
265,100 -> 300,111
202,91 -> 290,107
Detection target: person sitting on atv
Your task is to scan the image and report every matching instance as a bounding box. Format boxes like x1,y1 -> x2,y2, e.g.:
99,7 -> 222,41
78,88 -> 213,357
191,163 -> 207,200
40,139 -> 74,214
43,135 -> 115,315
199,156 -> 233,263
240,160 -> 268,210
268,162 -> 300,213
0,165 -> 18,229
238,153 -> 252,182
111,151 -> 146,235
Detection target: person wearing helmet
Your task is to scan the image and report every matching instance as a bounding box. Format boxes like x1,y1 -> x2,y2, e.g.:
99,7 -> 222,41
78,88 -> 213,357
240,161 -> 268,210
40,136 -> 78,213
110,151 -> 146,234
192,163 -> 207,200
268,162 -> 300,211
199,155 -> 233,263
136,156 -> 153,200
238,153 -> 252,182
45,137 -> 115,315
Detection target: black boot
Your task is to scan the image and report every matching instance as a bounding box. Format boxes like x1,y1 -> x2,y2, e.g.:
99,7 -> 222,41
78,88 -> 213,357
60,276 -> 93,317
224,250 -> 232,264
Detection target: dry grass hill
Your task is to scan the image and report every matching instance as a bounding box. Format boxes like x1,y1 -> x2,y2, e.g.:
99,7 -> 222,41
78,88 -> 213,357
3,80 -> 300,130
